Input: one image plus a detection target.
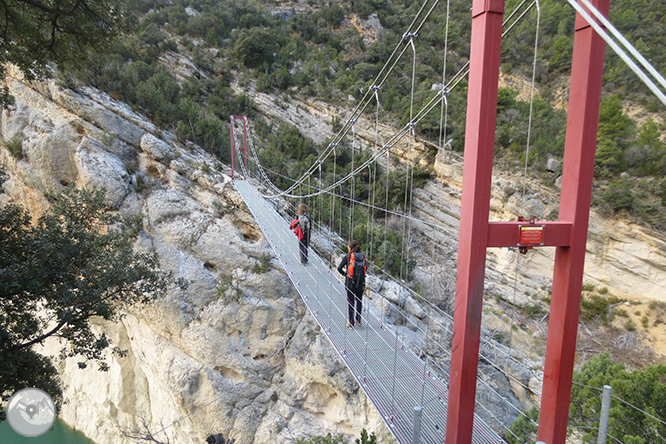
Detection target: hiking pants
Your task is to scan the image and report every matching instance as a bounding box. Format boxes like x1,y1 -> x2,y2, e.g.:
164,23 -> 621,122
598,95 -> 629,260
299,234 -> 309,264
346,285 -> 363,326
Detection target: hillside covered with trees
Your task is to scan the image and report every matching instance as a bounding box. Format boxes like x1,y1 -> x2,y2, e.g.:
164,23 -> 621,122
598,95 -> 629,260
44,0 -> 666,233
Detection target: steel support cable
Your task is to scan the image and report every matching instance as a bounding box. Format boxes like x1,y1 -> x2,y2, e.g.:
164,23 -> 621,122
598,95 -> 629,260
245,126 -> 285,195
558,431 -> 625,444
400,36 -> 418,281
240,183 -> 509,443
264,0 -> 447,202
606,433 -> 627,444
349,123 -> 357,242
241,194 -> 544,438
438,0 -> 451,151
502,0 -> 542,408
256,0 -> 540,202
369,89 -> 381,263
579,0 -> 666,93
571,383 -> 666,428
258,62 -> 450,202
382,146 -> 391,329
476,366 -> 539,423
338,182 -> 344,240
565,0 -> 666,106
366,161 -> 375,261
248,180 -> 543,395
446,0 -> 537,92
332,146 -> 337,242
610,395 -> 666,427
276,89 -> 446,200
390,327 -> 400,421
266,0 -> 441,199
506,254 -> 522,384
521,0 -> 541,200
420,305 -> 432,407
240,181 -> 412,380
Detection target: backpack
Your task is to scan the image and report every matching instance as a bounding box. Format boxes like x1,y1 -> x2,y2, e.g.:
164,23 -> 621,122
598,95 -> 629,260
348,252 -> 366,288
298,213 -> 310,235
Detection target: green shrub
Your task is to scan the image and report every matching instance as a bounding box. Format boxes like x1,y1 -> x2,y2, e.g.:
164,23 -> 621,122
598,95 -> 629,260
3,135 -> 22,159
252,253 -> 272,274
522,303 -> 546,318
505,406 -> 539,444
580,293 -> 624,325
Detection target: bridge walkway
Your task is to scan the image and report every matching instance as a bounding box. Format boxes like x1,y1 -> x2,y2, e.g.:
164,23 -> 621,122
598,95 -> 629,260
234,179 -> 503,444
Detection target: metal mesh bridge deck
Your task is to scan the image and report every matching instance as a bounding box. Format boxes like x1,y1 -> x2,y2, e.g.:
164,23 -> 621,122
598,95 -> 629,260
234,179 -> 504,444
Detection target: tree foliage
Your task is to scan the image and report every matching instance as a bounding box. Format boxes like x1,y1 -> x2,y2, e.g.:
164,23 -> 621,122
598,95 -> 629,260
507,353 -> 666,444
0,186 -> 177,415
0,0 -> 133,107
295,429 -> 377,444
570,353 -> 666,444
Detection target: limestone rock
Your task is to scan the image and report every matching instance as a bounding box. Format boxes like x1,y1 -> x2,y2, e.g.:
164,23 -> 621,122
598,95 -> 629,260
2,73 -> 392,444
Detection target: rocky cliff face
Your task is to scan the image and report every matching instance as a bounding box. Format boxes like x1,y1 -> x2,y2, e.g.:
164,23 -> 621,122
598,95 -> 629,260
0,71 -> 388,443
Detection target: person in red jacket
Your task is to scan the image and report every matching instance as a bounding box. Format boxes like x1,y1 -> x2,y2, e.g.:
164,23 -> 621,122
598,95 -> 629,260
289,203 -> 311,265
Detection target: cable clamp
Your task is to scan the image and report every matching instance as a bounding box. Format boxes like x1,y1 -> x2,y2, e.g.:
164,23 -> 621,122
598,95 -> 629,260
403,32 -> 419,40
348,118 -> 358,125
407,122 -> 417,128
369,85 -> 381,91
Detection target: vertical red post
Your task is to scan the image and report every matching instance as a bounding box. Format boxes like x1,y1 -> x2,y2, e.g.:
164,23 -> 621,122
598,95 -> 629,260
538,1 -> 609,443
445,1 -> 504,443
242,116 -> 248,179
230,115 -> 235,180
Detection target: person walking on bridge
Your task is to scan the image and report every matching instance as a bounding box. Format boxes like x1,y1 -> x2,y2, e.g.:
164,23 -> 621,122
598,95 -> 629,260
289,203 -> 311,265
337,240 -> 367,329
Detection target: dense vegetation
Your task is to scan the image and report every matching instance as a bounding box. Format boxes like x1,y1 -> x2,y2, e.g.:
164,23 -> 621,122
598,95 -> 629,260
506,352 -> 666,444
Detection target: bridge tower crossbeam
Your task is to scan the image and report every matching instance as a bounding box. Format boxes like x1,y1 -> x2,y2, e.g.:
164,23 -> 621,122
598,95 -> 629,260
445,0 -> 610,444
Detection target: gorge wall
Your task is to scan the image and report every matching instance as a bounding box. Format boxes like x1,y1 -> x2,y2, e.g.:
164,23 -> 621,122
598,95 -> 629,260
0,72 -> 388,443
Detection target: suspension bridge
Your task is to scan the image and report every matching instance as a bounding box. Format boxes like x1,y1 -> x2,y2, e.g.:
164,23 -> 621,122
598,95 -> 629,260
235,178 -> 502,444
226,0 -> 666,443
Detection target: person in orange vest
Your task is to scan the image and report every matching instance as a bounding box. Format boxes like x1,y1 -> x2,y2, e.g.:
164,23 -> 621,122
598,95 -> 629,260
337,240 -> 367,329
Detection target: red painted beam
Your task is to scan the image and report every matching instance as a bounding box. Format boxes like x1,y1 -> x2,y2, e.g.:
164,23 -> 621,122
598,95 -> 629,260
487,221 -> 572,247
538,0 -> 609,443
230,116 -> 235,180
445,1 -> 504,443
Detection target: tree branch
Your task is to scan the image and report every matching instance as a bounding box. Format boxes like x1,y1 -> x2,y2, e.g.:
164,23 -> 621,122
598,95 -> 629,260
2,318 -> 68,353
